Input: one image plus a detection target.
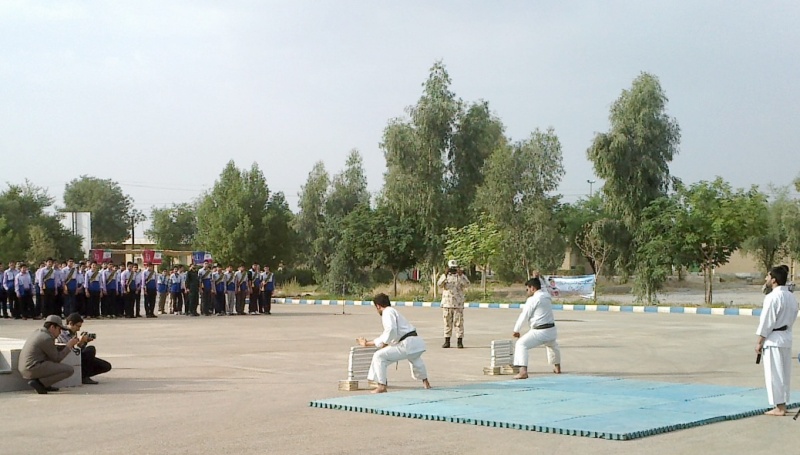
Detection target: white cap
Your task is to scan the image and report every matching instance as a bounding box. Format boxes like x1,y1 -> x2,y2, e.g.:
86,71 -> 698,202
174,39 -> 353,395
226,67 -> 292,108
447,260 -> 458,268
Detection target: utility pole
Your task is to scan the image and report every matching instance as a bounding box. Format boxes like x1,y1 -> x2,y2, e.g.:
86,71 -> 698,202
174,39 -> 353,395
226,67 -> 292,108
587,179 -> 596,197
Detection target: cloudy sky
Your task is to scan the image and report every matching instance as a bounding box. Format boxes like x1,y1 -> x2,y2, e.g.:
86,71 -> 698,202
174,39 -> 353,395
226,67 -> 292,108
1,1 -> 798,236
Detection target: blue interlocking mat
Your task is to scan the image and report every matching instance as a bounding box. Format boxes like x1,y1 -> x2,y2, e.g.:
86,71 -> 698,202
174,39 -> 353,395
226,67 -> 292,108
309,375 -> 800,440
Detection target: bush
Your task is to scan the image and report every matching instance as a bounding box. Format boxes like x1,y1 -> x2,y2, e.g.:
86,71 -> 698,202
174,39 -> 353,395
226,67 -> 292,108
370,268 -> 394,284
274,268 -> 316,287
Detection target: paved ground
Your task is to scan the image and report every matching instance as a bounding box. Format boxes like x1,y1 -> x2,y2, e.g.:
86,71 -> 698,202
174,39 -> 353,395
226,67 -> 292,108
2,303 -> 798,455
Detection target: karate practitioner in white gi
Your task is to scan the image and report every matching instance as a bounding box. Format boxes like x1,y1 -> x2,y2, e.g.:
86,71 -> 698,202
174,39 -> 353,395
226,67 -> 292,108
512,277 -> 561,379
357,293 -> 432,394
755,266 -> 798,416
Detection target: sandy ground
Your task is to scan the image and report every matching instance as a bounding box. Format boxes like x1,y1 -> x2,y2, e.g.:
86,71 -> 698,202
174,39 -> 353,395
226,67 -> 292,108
1,303 -> 798,455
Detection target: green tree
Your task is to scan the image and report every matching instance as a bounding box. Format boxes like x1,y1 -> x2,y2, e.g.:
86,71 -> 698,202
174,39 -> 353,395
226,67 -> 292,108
322,150 -> 371,293
26,225 -> 57,264
557,195 -> 610,273
146,203 -> 197,250
294,161 -> 330,277
62,176 -> 135,244
0,182 -> 82,262
444,214 -> 502,297
643,179 -> 766,304
587,72 -> 681,275
475,128 -> 566,280
381,61 -> 459,297
742,187 -> 792,272
448,101 -> 506,228
367,206 -> 424,297
195,161 -> 270,265
263,192 -> 296,270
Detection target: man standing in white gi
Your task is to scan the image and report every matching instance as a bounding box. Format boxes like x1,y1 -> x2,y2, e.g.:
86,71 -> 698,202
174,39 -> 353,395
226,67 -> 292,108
512,277 -> 562,379
755,265 -> 798,416
357,293 -> 432,394
438,259 -> 470,348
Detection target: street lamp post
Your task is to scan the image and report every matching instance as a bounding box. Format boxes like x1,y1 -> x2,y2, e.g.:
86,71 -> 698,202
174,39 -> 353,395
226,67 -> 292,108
587,179 -> 596,197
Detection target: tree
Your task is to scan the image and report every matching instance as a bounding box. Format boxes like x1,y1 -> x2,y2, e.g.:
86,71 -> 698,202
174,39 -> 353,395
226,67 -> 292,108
62,176 -> 135,244
448,101 -> 506,228
146,203 -> 197,250
294,161 -> 330,277
557,195 -> 608,273
367,206 -> 424,297
0,182 -> 82,263
27,225 -> 57,264
263,192 -> 296,270
587,72 -> 681,275
475,128 -> 566,280
381,61 -> 459,297
644,179 -> 766,304
444,214 -> 502,297
195,161 -> 270,265
575,219 -> 615,295
322,150 -> 371,293
742,187 -> 792,272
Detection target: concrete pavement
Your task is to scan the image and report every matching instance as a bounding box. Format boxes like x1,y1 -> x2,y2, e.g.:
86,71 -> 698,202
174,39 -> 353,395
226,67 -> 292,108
1,304 -> 797,455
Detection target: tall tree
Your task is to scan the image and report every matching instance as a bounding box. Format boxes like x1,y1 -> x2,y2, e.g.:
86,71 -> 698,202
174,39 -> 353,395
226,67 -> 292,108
444,214 -> 502,297
62,176 -> 135,244
475,128 -> 566,280
26,225 -> 57,264
263,191 -> 296,270
146,203 -> 198,250
294,161 -> 330,277
448,101 -> 506,227
381,61 -> 459,296
587,72 -> 681,276
322,150 -> 371,293
195,161 -> 270,265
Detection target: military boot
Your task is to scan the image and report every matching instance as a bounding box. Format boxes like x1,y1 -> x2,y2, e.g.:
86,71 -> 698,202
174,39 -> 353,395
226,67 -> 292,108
442,337 -> 451,348
457,338 -> 464,349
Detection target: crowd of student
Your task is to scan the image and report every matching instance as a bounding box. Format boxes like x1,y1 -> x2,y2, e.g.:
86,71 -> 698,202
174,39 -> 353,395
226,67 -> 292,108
0,259 -> 276,320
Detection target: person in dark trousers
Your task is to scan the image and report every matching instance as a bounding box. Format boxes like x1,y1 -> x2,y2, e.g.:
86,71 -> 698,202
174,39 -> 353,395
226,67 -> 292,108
185,264 -> 200,316
58,313 -> 112,385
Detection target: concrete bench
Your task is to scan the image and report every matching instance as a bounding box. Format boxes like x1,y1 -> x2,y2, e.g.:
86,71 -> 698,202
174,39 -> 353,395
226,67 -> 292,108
483,340 -> 520,375
0,338 -> 30,392
0,337 -> 82,392
338,346 -> 379,391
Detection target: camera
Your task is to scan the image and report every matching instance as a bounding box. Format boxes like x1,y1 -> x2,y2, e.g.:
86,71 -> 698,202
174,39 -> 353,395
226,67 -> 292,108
81,332 -> 97,340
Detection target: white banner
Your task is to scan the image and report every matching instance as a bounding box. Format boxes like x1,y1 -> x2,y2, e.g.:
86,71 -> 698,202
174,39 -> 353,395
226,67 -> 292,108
543,275 -> 596,298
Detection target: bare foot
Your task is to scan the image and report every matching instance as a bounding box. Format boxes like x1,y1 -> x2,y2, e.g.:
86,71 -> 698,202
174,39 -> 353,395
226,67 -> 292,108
371,384 -> 388,394
553,364 -> 561,374
513,373 -> 529,380
764,408 -> 787,416
422,379 -> 432,389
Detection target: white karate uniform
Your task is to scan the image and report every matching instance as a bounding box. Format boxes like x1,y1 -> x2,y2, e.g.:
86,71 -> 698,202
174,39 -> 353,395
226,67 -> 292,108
367,307 -> 428,386
756,285 -> 798,406
513,290 -> 561,367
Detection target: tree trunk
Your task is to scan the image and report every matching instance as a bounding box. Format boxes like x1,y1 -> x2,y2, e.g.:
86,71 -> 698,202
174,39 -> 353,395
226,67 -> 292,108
703,264 -> 713,305
431,266 -> 438,300
677,265 -> 684,281
482,263 -> 488,298
392,270 -> 399,297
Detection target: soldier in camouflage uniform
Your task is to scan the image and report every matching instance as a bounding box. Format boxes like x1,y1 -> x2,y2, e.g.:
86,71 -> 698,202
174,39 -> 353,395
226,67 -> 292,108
437,259 -> 470,348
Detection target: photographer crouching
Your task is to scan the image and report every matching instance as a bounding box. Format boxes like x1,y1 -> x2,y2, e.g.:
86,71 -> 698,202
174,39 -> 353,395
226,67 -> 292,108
58,312 -> 112,384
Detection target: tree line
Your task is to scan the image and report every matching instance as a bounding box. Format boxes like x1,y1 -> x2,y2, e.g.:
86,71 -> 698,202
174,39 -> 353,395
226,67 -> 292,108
2,61 -> 798,304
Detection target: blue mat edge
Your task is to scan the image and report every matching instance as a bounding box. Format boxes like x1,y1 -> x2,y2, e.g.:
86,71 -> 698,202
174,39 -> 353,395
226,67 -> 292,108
309,397 -> 800,441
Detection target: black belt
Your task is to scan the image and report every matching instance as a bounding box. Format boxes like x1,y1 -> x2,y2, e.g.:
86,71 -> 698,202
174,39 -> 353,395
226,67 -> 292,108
398,330 -> 418,342
533,323 -> 555,330
773,325 -> 788,332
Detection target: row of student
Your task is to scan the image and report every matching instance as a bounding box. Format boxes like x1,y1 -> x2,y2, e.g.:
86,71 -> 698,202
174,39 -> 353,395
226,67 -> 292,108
0,259 -> 276,320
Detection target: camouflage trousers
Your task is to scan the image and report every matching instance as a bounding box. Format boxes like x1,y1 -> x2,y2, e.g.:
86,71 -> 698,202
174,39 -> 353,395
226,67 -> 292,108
442,307 -> 464,338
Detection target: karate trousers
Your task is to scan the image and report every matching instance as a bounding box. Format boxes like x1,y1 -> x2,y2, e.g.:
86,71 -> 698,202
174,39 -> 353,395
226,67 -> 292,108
763,346 -> 792,406
513,327 -> 561,367
367,344 -> 428,386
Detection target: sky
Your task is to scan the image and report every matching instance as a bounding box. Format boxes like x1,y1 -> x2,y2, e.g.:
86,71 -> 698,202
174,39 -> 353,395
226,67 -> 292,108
1,1 -> 799,238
